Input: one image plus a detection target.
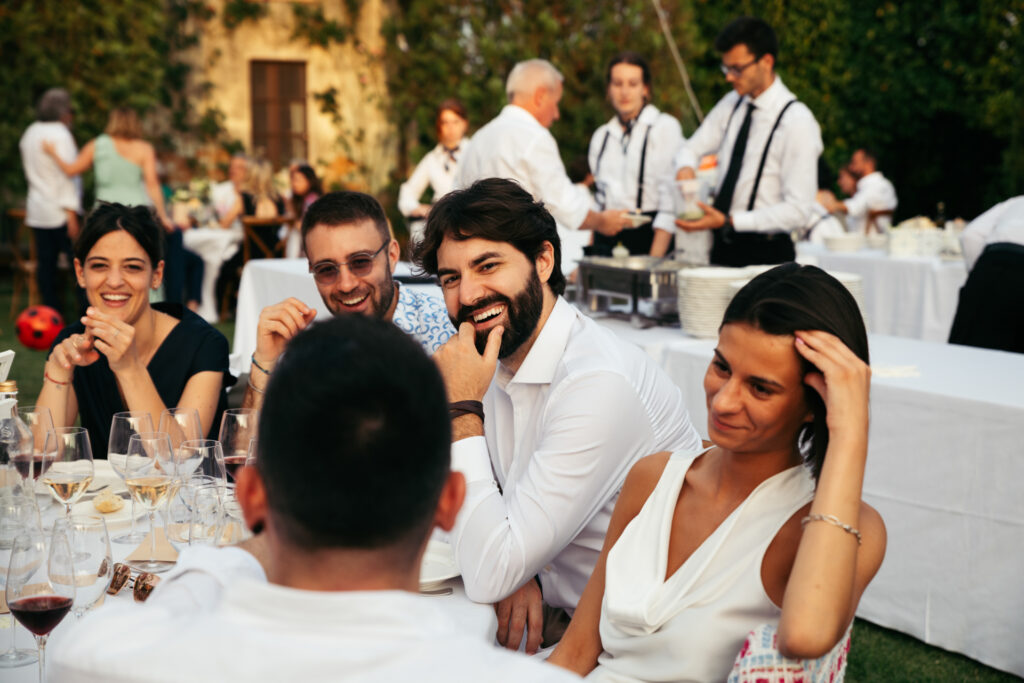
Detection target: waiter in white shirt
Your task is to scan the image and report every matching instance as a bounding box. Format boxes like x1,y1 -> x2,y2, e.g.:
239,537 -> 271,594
414,178 -> 701,654
675,17 -> 822,267
826,148 -> 898,233
18,87 -> 83,311
457,59 -> 631,274
589,52 -> 684,258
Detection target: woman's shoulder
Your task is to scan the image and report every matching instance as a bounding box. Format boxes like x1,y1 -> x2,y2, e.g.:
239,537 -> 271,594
154,303 -> 227,347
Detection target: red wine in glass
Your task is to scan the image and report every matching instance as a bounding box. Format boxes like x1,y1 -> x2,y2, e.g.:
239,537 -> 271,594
224,454 -> 247,482
8,596 -> 73,636
13,454 -> 56,481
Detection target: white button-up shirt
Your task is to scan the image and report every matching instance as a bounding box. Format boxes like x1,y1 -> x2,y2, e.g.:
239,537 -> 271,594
451,298 -> 702,611
960,195 -> 1024,271
398,139 -> 471,215
50,546 -> 579,683
589,104 -> 684,235
456,105 -> 593,271
674,77 -> 822,234
844,171 -> 898,233
19,121 -> 81,228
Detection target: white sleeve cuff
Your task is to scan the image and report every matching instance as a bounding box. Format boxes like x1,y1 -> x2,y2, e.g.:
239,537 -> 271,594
450,436 -> 494,484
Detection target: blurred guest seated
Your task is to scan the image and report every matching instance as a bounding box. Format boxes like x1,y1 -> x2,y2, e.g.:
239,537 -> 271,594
285,164 -> 322,258
823,148 -> 897,234
548,264 -> 886,682
415,179 -> 701,653
210,154 -> 248,231
50,315 -> 579,683
949,195 -> 1024,353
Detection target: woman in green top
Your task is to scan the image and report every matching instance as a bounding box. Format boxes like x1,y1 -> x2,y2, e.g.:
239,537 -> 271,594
43,107 -> 173,230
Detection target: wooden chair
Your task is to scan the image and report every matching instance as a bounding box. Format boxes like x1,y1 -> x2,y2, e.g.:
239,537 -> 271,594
218,216 -> 287,320
6,208 -> 40,319
865,209 -> 894,235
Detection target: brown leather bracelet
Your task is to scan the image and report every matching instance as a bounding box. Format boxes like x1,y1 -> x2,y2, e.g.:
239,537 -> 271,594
449,400 -> 484,421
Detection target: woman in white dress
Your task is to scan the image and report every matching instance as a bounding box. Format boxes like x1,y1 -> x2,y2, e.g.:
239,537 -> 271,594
588,53 -> 684,257
549,263 -> 886,682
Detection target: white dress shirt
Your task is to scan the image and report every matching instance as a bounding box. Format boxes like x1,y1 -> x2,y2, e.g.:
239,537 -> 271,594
589,104 -> 683,235
450,298 -> 702,611
19,121 -> 82,228
960,195 -> 1024,271
456,105 -> 593,272
674,77 -> 822,234
844,171 -> 898,233
398,138 -> 471,215
50,546 -> 579,683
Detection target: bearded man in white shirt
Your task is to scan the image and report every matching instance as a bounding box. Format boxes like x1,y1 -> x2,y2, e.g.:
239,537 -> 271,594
415,178 -> 702,653
51,314 -> 579,683
826,148 -> 899,234
457,58 -> 631,273
674,17 -> 822,267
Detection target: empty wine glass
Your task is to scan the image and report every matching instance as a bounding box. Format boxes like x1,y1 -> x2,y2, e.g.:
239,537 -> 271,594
163,475 -> 222,548
218,482 -> 251,546
189,483 -> 224,547
5,523 -> 75,683
124,432 -> 179,573
219,409 -> 258,483
159,407 -> 203,450
41,427 -> 94,518
14,406 -> 57,495
176,440 -> 226,483
0,492 -> 41,669
65,515 -> 113,619
108,412 -> 154,545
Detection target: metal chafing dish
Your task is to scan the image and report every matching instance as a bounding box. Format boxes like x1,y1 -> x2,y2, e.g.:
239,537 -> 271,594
575,255 -> 688,324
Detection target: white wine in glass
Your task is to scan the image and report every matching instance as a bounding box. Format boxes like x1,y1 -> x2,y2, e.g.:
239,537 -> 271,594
125,432 -> 179,573
108,412 -> 154,545
42,427 -> 94,518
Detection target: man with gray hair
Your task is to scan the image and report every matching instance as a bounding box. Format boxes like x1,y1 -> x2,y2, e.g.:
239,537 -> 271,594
19,87 -> 83,311
457,59 -> 629,273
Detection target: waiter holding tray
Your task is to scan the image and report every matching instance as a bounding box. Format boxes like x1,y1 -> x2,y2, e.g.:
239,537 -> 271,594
588,52 -> 684,257
675,16 -> 821,267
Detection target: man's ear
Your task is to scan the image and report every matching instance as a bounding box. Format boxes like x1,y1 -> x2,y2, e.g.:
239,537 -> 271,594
433,471 -> 466,532
236,465 -> 269,534
535,240 -> 555,285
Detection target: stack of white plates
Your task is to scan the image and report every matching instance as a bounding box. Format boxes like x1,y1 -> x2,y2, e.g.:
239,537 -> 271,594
677,267 -> 760,338
824,233 -> 865,252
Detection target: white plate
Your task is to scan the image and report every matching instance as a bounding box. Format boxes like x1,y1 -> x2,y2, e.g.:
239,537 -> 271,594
88,460 -> 126,493
71,497 -> 143,529
419,540 -> 459,587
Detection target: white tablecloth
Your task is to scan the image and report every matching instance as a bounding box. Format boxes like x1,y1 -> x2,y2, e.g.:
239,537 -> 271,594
796,243 -> 967,342
596,315 -> 1024,677
182,225 -> 242,324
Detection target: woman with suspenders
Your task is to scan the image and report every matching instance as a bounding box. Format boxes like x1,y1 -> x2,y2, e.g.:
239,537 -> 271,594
588,53 -> 684,257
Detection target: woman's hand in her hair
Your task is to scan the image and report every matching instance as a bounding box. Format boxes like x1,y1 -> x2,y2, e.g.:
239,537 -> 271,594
794,330 -> 871,444
82,307 -> 140,373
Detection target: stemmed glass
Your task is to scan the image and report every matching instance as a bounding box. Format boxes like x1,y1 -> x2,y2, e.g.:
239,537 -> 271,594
177,440 -> 226,483
219,409 -> 258,483
0,492 -> 41,669
159,407 -> 203,450
40,427 -> 94,518
124,432 -> 179,573
107,412 -> 154,544
65,515 -> 113,619
5,524 -> 75,683
13,406 -> 57,495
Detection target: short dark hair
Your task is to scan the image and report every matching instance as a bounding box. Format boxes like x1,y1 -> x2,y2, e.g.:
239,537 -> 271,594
721,263 -> 869,482
436,98 -> 468,136
856,147 -> 879,166
413,178 -> 566,296
36,88 -> 72,122
74,203 -> 164,266
606,51 -> 652,94
715,17 -> 778,62
300,191 -> 391,247
257,315 -> 451,555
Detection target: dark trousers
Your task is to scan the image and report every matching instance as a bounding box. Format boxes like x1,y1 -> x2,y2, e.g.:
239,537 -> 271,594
31,225 -> 85,314
710,227 -> 795,267
949,243 -> 1024,354
163,229 -> 204,304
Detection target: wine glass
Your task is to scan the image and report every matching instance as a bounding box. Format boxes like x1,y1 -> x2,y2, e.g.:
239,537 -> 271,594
5,524 -> 75,683
159,407 -> 203,451
176,439 -> 226,483
218,409 -> 258,483
163,475 -> 222,548
41,427 -> 94,518
124,432 -> 179,573
218,482 -> 251,546
65,515 -> 113,620
246,437 -> 258,467
0,492 -> 41,669
189,482 -> 224,546
107,412 -> 154,545
14,406 -> 57,494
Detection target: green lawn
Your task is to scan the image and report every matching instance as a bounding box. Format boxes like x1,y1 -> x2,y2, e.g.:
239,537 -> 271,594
0,273 -> 1018,682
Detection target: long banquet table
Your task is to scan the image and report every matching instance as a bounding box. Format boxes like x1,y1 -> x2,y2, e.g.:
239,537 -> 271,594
795,242 -> 967,343
598,316 -> 1024,677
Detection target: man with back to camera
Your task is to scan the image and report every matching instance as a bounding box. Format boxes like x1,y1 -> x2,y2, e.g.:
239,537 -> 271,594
674,17 -> 823,267
457,58 -> 632,273
242,191 -> 454,410
414,178 -> 702,652
51,314 -> 580,682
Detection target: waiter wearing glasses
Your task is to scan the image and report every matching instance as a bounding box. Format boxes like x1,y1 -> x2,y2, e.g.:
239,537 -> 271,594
241,192 -> 454,409
674,17 -> 822,267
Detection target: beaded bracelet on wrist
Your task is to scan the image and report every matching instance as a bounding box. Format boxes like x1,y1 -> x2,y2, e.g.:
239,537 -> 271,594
801,513 -> 862,545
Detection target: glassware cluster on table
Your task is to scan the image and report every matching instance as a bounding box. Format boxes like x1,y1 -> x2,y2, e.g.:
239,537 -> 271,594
1,405 -> 259,679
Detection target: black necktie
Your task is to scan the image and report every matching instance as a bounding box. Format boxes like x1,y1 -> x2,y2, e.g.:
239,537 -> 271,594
713,102 -> 754,215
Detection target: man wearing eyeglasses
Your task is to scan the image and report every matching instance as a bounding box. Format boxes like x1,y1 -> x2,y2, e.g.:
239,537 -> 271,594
674,17 -> 822,267
242,192 -> 454,409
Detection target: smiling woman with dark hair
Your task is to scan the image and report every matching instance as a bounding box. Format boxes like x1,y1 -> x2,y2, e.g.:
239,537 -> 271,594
37,202 -> 230,457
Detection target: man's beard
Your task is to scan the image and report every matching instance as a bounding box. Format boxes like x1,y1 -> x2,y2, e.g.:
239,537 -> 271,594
325,275 -> 396,320
454,267 -> 544,359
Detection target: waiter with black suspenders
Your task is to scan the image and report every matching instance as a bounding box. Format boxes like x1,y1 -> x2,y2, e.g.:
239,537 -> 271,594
674,17 -> 822,267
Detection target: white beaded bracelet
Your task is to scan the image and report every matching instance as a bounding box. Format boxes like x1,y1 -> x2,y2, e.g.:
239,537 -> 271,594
801,513 -> 862,545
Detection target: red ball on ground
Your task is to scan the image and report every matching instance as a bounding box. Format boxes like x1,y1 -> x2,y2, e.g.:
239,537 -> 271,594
15,306 -> 65,351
